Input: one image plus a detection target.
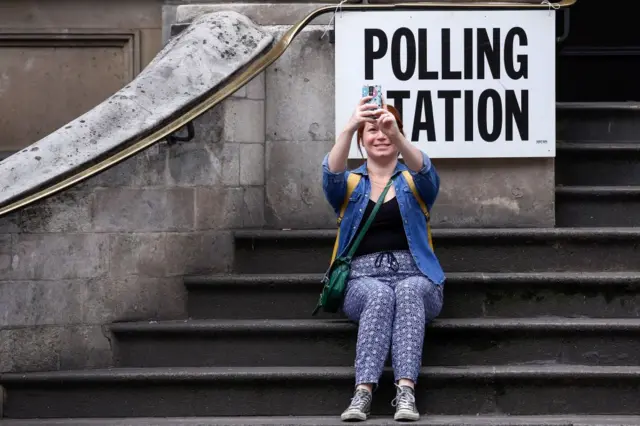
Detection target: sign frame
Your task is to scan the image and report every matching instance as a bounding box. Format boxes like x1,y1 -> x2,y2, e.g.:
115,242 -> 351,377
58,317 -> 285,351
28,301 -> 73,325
334,9 -> 556,159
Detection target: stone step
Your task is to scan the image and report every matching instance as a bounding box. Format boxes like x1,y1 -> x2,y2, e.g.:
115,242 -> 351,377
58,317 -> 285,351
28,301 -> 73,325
232,229 -> 640,274
556,142 -> 640,187
556,186 -> 640,227
110,318 -> 640,369
185,272 -> 640,319
4,415 -> 640,425
3,366 -> 640,418
557,102 -> 640,142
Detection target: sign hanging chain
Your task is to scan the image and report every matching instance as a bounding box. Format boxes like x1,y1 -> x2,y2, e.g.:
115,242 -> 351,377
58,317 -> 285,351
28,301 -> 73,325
321,0 -> 348,40
323,0 -> 559,35
541,0 -> 560,15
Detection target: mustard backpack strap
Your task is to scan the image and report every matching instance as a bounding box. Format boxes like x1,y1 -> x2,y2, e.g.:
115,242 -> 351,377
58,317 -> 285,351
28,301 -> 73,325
401,170 -> 434,250
330,173 -> 362,264
401,171 -> 429,219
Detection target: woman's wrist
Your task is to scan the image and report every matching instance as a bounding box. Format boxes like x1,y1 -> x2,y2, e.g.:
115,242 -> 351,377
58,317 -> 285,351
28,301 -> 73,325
342,121 -> 358,135
388,127 -> 406,147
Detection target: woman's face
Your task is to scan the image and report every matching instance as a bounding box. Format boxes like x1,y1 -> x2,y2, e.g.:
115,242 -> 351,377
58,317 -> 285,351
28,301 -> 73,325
361,121 -> 398,160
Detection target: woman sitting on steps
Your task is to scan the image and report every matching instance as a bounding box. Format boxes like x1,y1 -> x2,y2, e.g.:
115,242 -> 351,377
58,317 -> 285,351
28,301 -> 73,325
321,96 -> 446,422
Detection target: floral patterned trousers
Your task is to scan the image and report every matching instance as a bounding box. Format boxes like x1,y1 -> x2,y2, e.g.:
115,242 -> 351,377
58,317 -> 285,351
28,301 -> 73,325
343,250 -> 444,386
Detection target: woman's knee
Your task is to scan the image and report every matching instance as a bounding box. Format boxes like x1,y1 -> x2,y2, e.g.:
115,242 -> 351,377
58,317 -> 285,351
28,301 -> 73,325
357,280 -> 394,309
395,276 -> 444,319
394,276 -> 427,299
423,280 -> 444,320
344,278 -> 395,319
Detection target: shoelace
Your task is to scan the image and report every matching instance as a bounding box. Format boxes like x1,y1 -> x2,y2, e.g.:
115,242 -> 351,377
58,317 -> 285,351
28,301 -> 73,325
349,389 -> 371,409
391,384 -> 416,410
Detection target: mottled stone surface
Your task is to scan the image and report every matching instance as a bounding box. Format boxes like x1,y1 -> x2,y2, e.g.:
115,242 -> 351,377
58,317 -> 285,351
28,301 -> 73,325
265,26 -> 334,144
92,188 -> 195,232
11,234 -> 109,281
266,139 -> 336,228
0,325 -> 112,373
176,3 -> 339,26
431,158 -> 555,228
222,98 -> 266,143
0,10 -> 269,373
0,11 -> 273,209
240,143 -> 265,185
263,26 -> 337,228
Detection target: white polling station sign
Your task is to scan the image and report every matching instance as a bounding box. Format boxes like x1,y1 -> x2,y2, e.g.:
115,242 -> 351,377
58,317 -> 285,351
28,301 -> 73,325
334,10 -> 556,159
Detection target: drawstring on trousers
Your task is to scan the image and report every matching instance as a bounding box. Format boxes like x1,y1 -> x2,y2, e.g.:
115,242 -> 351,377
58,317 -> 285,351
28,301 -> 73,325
374,251 -> 400,272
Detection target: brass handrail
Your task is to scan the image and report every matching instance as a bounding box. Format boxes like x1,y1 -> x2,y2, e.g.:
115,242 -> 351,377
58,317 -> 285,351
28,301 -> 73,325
0,0 -> 576,218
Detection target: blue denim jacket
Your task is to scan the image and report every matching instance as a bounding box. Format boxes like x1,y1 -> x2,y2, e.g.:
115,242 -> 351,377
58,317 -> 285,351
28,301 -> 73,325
322,151 -> 445,285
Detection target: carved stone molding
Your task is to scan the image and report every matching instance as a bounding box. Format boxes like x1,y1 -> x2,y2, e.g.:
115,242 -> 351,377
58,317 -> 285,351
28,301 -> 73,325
0,29 -> 141,79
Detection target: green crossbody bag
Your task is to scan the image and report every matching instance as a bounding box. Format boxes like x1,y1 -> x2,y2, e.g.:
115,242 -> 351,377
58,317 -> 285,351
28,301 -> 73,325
312,176 -> 395,315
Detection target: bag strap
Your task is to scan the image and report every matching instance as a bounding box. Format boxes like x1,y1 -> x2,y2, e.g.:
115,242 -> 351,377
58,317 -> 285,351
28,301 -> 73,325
345,177 -> 394,260
339,173 -> 362,225
330,173 -> 362,264
401,170 -> 434,250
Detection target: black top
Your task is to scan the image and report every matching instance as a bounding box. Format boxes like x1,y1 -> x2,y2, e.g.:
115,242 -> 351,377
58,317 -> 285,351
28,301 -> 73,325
352,197 -> 409,257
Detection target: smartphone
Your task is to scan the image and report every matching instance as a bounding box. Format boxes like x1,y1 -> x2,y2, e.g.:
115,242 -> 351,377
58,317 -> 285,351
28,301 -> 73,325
362,85 -> 382,109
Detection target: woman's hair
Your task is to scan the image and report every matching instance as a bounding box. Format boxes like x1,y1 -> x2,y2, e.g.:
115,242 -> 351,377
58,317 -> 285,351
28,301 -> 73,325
356,104 -> 404,157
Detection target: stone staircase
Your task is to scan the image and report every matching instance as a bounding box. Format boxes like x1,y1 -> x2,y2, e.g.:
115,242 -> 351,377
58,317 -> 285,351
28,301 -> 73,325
3,104 -> 640,425
556,103 -> 640,227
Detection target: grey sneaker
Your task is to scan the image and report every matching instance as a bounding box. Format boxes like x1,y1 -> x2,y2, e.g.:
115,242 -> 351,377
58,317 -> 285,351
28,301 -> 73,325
392,384 -> 419,421
340,387 -> 372,422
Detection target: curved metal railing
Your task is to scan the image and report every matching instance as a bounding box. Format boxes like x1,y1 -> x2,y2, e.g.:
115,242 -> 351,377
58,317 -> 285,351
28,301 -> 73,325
0,0 -> 576,218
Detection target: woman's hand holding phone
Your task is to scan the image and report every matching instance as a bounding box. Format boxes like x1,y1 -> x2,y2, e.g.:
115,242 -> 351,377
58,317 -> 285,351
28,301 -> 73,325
346,96 -> 381,132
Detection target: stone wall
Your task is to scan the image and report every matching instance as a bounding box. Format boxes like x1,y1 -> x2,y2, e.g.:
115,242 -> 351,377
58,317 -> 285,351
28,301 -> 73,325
0,60 -> 266,374
0,0 -> 161,373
